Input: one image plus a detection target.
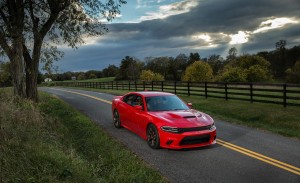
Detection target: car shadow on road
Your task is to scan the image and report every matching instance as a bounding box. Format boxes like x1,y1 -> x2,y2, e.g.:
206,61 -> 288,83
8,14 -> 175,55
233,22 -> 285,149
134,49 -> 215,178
166,143 -> 222,152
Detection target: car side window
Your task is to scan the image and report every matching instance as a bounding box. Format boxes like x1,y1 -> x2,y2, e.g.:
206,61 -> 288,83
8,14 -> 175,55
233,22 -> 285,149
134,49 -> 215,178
123,94 -> 144,110
123,95 -> 135,106
132,96 -> 144,109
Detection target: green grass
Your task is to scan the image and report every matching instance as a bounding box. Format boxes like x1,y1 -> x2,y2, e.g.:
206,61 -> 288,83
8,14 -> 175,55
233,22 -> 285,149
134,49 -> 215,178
0,88 -> 167,183
56,86 -> 300,138
61,77 -> 116,82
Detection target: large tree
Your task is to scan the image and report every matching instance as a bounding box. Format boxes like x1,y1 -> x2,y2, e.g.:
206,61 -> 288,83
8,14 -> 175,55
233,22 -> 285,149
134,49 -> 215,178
0,0 -> 126,102
116,56 -> 144,80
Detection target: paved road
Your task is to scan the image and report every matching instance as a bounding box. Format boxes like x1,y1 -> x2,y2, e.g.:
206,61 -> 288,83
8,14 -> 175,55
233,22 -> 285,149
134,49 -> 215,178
40,87 -> 300,183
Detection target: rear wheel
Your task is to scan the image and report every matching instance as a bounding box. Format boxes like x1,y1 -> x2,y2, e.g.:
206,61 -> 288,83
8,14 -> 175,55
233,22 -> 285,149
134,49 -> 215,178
113,110 -> 122,128
147,124 -> 160,149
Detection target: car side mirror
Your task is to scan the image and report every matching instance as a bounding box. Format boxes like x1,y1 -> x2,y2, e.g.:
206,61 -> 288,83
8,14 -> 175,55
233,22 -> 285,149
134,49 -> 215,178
187,103 -> 192,108
133,105 -> 143,111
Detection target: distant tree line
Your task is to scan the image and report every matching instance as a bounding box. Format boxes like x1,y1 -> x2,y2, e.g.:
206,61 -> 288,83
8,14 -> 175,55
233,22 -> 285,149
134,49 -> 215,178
1,41 -> 299,87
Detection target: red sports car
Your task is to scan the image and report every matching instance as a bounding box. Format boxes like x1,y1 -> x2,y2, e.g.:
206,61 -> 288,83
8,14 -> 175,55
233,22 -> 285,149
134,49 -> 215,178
112,91 -> 216,149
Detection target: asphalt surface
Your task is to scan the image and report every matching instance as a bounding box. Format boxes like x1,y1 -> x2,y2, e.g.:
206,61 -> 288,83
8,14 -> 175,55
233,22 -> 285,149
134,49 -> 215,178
40,87 -> 300,183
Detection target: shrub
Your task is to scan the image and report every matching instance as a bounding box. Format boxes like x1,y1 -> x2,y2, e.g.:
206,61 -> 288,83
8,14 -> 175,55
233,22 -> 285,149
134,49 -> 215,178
286,61 -> 300,83
140,70 -> 165,81
182,61 -> 213,82
219,67 -> 247,82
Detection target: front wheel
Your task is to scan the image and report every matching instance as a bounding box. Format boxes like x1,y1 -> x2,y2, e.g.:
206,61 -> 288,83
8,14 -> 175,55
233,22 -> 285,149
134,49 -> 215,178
113,110 -> 122,128
146,124 -> 160,149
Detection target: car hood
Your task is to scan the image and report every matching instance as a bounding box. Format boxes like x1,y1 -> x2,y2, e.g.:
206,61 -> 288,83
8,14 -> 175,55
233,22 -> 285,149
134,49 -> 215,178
149,109 -> 213,128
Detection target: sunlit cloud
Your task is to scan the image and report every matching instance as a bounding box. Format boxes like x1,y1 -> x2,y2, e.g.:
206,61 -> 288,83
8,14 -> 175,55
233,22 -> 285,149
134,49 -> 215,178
229,31 -> 250,44
140,0 -> 198,21
197,34 -> 211,42
192,33 -> 221,49
253,17 -> 299,33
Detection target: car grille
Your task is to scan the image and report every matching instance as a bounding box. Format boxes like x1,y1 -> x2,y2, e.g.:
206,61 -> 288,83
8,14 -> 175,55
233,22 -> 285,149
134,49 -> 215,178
177,125 -> 211,133
179,134 -> 211,145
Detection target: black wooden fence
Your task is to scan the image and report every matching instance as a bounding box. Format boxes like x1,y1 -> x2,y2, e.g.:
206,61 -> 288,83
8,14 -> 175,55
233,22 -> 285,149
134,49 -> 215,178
55,81 -> 300,107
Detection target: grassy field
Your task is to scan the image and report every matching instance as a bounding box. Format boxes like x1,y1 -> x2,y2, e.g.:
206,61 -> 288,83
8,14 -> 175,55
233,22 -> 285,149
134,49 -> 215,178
61,77 -> 115,83
0,88 -> 167,182
57,87 -> 300,138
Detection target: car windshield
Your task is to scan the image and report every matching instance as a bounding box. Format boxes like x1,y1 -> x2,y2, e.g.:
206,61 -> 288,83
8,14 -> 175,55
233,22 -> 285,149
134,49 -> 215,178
145,95 -> 189,112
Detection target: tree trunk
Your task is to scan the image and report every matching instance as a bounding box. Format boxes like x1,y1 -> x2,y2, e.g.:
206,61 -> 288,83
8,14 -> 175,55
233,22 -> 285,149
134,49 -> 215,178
25,61 -> 39,102
11,37 -> 26,98
24,38 -> 42,102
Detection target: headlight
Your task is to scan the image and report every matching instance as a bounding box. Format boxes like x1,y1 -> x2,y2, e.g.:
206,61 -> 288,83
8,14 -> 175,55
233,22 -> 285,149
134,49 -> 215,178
210,123 -> 216,130
161,126 -> 180,133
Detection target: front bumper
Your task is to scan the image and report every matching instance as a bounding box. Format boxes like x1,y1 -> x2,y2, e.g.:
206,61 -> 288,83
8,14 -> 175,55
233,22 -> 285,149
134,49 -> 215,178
159,128 -> 217,149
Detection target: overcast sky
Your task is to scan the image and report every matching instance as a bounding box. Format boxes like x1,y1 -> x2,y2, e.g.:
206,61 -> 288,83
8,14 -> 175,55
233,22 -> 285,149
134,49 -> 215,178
54,0 -> 300,72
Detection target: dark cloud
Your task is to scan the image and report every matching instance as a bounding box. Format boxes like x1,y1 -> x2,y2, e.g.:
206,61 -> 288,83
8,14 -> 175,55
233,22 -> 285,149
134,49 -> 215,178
56,0 -> 300,72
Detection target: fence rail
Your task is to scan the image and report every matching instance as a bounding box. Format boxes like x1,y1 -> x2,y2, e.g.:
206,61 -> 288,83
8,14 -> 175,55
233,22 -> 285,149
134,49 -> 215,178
55,81 -> 300,107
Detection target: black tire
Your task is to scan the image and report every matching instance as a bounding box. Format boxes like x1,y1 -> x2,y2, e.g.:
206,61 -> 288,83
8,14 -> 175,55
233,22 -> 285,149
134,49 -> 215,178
146,124 -> 160,149
113,110 -> 122,128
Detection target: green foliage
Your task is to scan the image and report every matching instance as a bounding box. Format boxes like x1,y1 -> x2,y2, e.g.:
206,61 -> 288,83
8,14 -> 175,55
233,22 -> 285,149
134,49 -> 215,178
144,57 -> 170,79
247,65 -> 271,82
102,64 -> 119,77
140,70 -> 154,81
170,54 -> 188,80
219,67 -> 247,82
153,73 -> 165,81
85,70 -> 102,79
140,70 -> 165,81
219,55 -> 272,82
286,61 -> 300,83
226,47 -> 237,62
77,73 -> 86,80
187,52 -> 200,66
116,56 -> 144,80
207,54 -> 224,75
182,61 -> 213,82
88,73 -> 97,79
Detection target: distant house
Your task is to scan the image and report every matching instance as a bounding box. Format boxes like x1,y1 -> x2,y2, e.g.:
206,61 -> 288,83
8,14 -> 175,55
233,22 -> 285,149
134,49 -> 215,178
44,78 -> 52,82
71,76 -> 76,80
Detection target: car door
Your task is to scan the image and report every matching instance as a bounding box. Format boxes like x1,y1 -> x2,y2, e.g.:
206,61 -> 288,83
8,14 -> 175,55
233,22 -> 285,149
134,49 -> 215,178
130,95 -> 148,137
118,94 -> 135,129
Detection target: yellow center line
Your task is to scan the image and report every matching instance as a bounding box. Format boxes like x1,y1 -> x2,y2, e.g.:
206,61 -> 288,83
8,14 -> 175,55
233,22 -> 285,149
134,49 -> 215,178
50,87 -> 300,176
51,88 -> 112,104
217,140 -> 300,175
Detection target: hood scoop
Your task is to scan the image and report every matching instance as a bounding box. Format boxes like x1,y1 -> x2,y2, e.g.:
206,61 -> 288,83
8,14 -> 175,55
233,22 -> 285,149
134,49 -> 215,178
183,116 -> 197,119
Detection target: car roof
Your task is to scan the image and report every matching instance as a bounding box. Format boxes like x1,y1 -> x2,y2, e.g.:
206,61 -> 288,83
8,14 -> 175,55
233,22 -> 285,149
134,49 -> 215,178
127,91 -> 174,97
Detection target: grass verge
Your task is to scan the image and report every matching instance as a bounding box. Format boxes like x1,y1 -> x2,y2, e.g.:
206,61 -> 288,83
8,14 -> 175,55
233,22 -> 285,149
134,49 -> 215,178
0,88 -> 167,183
57,87 -> 300,138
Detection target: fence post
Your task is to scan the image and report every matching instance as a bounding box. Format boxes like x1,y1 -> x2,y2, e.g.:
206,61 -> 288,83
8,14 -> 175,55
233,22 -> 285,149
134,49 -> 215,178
161,81 -> 164,91
205,82 -> 208,98
225,83 -> 228,100
135,81 -> 137,91
187,82 -> 190,96
174,81 -> 177,95
283,84 -> 287,107
152,81 -> 154,91
128,81 -> 131,90
250,83 -> 253,103
143,81 -> 145,91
